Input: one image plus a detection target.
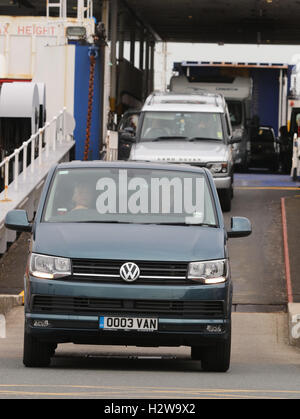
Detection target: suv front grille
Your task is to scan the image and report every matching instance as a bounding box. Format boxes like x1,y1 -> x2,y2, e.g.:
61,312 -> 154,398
72,259 -> 189,285
32,296 -> 224,319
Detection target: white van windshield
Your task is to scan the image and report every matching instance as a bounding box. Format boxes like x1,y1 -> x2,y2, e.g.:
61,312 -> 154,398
140,112 -> 224,141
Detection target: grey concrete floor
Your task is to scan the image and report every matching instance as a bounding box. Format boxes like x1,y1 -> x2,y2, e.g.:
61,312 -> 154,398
1,307 -> 300,399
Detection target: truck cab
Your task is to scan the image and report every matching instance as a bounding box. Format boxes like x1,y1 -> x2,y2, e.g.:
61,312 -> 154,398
129,92 -> 240,212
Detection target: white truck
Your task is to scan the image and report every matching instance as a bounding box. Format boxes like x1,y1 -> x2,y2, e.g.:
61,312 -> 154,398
170,61 -> 296,172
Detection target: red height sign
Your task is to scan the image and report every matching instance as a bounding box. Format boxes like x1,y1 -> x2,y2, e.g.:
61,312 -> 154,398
0,23 -> 57,37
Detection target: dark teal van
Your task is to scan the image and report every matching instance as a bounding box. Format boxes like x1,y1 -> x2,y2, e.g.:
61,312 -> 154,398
5,161 -> 251,372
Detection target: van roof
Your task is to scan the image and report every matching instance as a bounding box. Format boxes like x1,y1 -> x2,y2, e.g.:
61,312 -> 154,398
56,160 -> 208,174
142,91 -> 226,113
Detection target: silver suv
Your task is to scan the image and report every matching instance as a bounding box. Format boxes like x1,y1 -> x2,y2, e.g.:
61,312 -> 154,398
129,92 -> 240,211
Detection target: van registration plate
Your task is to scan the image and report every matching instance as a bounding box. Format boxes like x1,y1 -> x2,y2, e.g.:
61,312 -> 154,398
99,316 -> 158,332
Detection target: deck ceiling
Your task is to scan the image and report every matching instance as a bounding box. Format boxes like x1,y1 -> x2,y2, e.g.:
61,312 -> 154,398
0,0 -> 102,17
1,0 -> 300,45
124,0 -> 300,44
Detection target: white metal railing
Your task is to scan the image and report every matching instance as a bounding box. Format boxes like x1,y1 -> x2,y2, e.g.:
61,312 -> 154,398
47,0 -> 93,21
0,108 -> 71,202
77,0 -> 94,21
47,0 -> 67,20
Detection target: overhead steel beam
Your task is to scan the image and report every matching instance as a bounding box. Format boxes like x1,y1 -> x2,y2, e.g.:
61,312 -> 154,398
121,0 -> 162,42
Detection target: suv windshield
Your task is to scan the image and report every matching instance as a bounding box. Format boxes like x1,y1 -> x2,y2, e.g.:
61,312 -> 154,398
43,168 -> 217,226
140,112 -> 224,141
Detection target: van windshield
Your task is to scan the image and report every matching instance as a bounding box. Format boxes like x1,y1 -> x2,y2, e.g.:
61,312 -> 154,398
43,167 -> 217,226
140,112 -> 224,141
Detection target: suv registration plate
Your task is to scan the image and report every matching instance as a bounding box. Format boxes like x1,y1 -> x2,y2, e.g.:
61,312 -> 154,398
99,316 -> 158,332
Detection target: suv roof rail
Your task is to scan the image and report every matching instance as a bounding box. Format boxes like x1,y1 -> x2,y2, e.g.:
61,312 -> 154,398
144,91 -> 168,106
144,91 -> 226,108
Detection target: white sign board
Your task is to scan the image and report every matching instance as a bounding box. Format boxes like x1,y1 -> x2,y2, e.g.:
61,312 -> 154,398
0,16 -> 95,80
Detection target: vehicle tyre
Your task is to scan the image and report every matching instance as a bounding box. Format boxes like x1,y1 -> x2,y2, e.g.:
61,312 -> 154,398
50,344 -> 57,357
191,346 -> 203,361
282,162 -> 291,174
241,159 -> 248,173
270,161 -> 279,173
201,333 -> 231,373
219,188 -> 232,212
23,329 -> 53,368
292,167 -> 298,182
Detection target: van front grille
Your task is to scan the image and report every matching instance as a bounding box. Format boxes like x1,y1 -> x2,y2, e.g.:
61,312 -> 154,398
71,259 -> 189,285
32,296 -> 225,319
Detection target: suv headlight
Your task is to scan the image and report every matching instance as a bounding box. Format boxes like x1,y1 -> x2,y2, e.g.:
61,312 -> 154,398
30,253 -> 71,279
207,162 -> 228,174
188,259 -> 227,284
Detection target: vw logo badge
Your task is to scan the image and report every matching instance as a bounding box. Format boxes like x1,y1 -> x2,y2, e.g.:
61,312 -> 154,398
120,262 -> 140,282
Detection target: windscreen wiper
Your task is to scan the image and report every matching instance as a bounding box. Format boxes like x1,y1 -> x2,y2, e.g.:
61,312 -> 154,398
76,221 -> 136,224
152,136 -> 188,141
188,137 -> 220,142
76,221 -> 217,227
156,222 -> 218,227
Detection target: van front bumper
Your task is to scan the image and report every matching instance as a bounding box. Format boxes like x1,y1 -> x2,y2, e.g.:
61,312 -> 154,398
25,313 -> 231,346
25,276 -> 232,347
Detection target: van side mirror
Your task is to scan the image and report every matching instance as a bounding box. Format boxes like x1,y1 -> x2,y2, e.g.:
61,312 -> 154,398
124,127 -> 135,135
5,210 -> 32,233
228,216 -> 252,238
119,127 -> 136,143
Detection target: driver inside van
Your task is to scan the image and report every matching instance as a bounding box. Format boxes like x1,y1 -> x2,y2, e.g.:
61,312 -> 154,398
71,181 -> 94,211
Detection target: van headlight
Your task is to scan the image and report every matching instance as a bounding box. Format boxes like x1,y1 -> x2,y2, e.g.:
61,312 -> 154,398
30,253 -> 71,279
188,260 -> 227,284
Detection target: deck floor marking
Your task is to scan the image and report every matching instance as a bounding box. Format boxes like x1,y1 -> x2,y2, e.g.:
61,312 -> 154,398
1,384 -> 300,398
234,173 -> 300,189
